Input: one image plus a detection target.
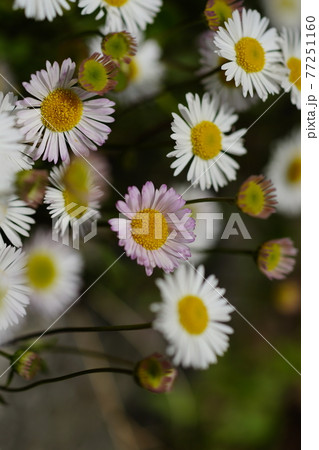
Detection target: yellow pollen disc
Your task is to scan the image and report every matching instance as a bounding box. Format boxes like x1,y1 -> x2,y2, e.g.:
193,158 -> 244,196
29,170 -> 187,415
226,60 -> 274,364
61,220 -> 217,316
287,57 -> 301,91
27,253 -> 57,290
261,243 -> 281,272
214,0 -> 232,24
286,155 -> 301,183
131,208 -> 169,250
191,120 -> 222,160
62,158 -> 90,219
128,58 -> 139,82
103,0 -> 128,6
235,37 -> 266,73
239,182 -> 265,216
41,88 -> 83,132
178,295 -> 209,335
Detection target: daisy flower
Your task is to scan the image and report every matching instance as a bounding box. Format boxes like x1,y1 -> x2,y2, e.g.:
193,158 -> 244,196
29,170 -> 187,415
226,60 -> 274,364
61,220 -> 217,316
78,0 -> 162,35
25,229 -> 83,316
280,28 -> 301,109
261,0 -> 300,29
265,129 -> 301,216
113,38 -> 165,104
236,175 -> 277,219
151,264 -> 234,369
0,194 -> 35,247
13,0 -> 75,22
44,157 -> 102,239
109,181 -> 196,276
204,0 -> 243,31
198,31 -> 257,112
0,245 -> 30,331
78,53 -> 118,95
16,58 -> 115,164
257,238 -> 297,280
169,92 -> 247,191
214,9 -> 285,101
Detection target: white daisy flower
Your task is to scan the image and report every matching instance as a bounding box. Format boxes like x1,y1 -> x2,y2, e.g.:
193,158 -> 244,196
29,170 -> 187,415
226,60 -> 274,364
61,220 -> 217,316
16,58 -> 115,164
0,92 -> 33,187
198,31 -> 257,112
0,194 -> 35,247
261,0 -> 300,29
114,38 -> 165,105
79,0 -> 162,35
0,245 -> 30,331
13,0 -> 75,22
44,157 -> 102,239
214,9 -> 285,101
168,92 -> 247,192
25,229 -> 83,317
152,264 -> 234,369
265,128 -> 301,216
280,28 -> 301,109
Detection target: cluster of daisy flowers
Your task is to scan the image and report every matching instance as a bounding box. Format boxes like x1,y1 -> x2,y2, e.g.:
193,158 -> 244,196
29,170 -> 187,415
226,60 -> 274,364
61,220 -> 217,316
0,0 -> 301,395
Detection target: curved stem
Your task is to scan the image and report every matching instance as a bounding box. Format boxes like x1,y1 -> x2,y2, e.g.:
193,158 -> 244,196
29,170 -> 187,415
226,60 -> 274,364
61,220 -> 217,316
0,367 -> 134,393
185,197 -> 235,205
0,350 -> 11,359
3,322 -> 153,347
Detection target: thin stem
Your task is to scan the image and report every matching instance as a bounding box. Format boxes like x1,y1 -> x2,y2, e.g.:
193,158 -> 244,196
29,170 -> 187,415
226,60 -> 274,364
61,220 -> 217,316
193,247 -> 256,256
0,367 -> 134,393
44,345 -> 134,368
185,197 -> 235,205
3,322 -> 153,347
0,350 -> 11,359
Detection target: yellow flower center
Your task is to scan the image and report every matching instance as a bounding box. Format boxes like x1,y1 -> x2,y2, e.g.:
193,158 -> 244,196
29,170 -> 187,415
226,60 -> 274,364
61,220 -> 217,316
178,295 -> 209,335
137,358 -> 164,390
213,0 -> 232,24
131,208 -> 169,250
235,37 -> 266,73
286,155 -> 301,183
238,181 -> 265,216
27,253 -> 57,290
62,159 -> 90,219
260,243 -> 281,272
81,59 -> 109,92
128,58 -> 139,82
103,0 -> 128,6
287,57 -> 301,91
191,121 -> 222,160
41,88 -> 83,132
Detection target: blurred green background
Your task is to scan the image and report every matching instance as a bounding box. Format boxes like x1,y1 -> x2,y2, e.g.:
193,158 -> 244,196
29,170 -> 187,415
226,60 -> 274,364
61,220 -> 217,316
0,0 -> 300,449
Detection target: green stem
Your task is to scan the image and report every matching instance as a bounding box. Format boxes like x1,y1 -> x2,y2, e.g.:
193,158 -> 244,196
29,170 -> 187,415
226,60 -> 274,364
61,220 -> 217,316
3,322 -> 153,346
0,367 -> 134,393
0,350 -> 11,359
44,345 -> 134,368
185,197 -> 235,205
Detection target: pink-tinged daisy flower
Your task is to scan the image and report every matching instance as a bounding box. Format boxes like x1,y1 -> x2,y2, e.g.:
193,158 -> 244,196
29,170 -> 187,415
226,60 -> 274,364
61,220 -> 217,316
236,175 -> 277,219
151,264 -> 234,369
0,245 -> 30,331
79,0 -> 162,36
214,9 -> 285,101
13,0 -> 75,22
204,0 -> 243,31
109,181 -> 196,276
101,31 -> 137,64
134,353 -> 177,393
12,350 -> 45,380
78,53 -> 118,95
16,58 -> 115,164
257,238 -> 297,280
